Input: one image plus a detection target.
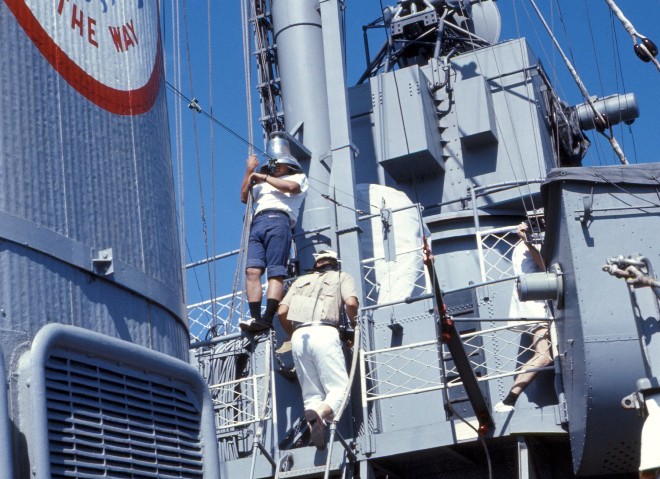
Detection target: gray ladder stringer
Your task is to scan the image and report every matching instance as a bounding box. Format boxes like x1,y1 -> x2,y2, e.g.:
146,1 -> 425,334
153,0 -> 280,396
249,334 -> 278,478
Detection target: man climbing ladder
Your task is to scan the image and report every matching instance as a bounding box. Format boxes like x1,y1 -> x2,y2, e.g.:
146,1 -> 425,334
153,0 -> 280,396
239,132 -> 308,333
277,249 -> 359,450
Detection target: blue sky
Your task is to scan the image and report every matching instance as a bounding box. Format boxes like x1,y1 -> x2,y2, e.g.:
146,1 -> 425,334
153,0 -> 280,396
162,1 -> 660,307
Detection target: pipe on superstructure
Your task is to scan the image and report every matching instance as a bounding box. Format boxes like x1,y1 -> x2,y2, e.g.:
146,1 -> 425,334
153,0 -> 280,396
271,0 -> 333,268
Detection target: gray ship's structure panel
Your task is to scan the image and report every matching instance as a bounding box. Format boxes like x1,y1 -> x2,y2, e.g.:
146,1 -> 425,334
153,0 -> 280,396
0,1 -> 219,476
543,165 -> 660,475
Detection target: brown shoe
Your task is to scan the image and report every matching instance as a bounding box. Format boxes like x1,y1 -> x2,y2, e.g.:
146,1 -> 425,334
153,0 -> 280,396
304,409 -> 326,450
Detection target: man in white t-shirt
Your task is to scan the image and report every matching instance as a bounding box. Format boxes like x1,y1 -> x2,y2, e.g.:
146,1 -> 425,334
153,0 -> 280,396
495,222 -> 553,412
238,147 -> 308,333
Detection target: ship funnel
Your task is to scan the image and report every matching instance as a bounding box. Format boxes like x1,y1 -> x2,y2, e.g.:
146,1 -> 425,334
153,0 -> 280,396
574,93 -> 639,131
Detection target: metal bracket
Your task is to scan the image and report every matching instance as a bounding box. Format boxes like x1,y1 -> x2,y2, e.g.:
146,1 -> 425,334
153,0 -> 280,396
576,188 -> 594,224
621,391 -> 644,414
551,263 -> 564,310
336,226 -> 362,235
387,322 -> 404,335
187,98 -> 202,113
558,392 -> 569,425
623,377 -> 660,417
578,193 -> 593,224
282,128 -> 312,162
92,248 -> 114,276
381,207 -> 396,262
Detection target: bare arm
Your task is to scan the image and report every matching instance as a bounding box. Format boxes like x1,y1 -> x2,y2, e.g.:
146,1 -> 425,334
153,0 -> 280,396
517,223 -> 545,270
248,172 -> 302,194
269,175 -> 302,193
277,303 -> 294,338
344,296 -> 359,327
240,154 -> 260,203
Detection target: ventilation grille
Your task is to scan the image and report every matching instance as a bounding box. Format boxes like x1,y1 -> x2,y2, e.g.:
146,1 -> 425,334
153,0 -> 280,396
45,352 -> 204,478
599,439 -> 639,474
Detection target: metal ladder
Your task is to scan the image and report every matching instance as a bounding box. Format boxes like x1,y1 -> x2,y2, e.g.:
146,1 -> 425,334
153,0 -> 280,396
274,327 -> 361,479
248,333 -> 279,479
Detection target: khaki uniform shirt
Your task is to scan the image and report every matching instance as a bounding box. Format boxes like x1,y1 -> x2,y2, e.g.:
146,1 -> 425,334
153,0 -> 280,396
281,270 -> 358,326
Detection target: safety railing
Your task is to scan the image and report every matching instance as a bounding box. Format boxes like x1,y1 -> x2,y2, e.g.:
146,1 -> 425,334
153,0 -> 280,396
210,373 -> 270,430
186,183 -> 554,455
188,291 -> 248,342
361,320 -> 552,404
361,246 -> 429,306
477,225 -> 519,281
192,334 -> 275,463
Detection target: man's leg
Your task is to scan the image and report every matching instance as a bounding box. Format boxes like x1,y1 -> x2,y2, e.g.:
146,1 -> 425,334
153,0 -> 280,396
315,327 -> 349,421
509,326 -> 552,396
242,220 -> 267,329
496,326 -> 552,411
252,215 -> 291,331
246,267 -> 264,321
292,328 -> 328,450
261,276 -> 284,325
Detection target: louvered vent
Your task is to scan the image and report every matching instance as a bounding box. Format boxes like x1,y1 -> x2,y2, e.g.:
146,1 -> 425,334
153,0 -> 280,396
44,351 -> 205,478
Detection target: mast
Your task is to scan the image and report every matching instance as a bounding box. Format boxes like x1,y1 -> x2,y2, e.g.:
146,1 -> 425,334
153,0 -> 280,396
271,0 -> 363,286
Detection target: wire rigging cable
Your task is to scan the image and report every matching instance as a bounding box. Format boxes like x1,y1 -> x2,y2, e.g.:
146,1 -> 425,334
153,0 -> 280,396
604,0 -> 660,72
526,0 -> 628,165
207,0 -> 219,309
167,0 -> 207,302
181,0 -> 217,323
224,0 -> 259,327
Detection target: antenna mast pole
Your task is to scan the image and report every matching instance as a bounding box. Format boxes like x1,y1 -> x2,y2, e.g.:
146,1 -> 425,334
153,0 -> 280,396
527,0 -> 629,164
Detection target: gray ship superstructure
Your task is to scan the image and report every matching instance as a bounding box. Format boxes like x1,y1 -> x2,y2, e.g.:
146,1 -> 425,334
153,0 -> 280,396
187,1 -> 660,478
0,0 -> 659,478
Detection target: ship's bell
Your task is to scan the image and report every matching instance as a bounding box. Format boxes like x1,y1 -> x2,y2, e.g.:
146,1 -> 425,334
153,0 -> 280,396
263,132 -> 302,172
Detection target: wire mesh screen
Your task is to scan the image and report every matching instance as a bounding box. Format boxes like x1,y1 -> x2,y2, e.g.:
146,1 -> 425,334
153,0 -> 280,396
362,321 -> 552,403
187,292 -> 248,342
478,226 -> 519,282
188,283 -> 273,342
191,336 -> 274,462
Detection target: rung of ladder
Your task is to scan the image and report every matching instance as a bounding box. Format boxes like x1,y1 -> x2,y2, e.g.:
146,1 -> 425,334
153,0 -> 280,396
278,463 -> 343,478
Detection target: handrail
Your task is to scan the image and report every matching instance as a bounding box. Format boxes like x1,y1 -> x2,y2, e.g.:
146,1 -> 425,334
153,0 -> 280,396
323,322 -> 361,479
249,335 -> 276,478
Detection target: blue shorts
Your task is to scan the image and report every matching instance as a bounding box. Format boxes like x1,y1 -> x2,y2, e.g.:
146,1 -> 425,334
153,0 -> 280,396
246,211 -> 292,278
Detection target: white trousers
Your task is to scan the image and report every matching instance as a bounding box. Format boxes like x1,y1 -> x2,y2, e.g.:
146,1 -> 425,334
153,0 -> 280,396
291,325 -> 348,415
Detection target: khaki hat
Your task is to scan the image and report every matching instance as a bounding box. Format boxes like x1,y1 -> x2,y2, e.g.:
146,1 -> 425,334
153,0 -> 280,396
312,249 -> 340,263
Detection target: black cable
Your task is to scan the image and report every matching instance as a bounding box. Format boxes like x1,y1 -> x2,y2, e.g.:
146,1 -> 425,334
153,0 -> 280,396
166,80 -> 269,157
167,82 -> 384,213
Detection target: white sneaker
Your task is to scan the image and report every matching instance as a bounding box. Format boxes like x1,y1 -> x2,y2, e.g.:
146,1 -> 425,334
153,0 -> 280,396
494,401 -> 515,413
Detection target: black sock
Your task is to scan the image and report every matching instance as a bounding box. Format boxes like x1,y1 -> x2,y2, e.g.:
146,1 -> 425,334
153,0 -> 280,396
248,302 -> 262,322
261,298 -> 279,324
502,391 -> 519,406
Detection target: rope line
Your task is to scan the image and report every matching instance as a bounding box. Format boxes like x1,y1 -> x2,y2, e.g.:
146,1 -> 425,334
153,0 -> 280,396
207,0 -> 218,309
181,0 -> 216,322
